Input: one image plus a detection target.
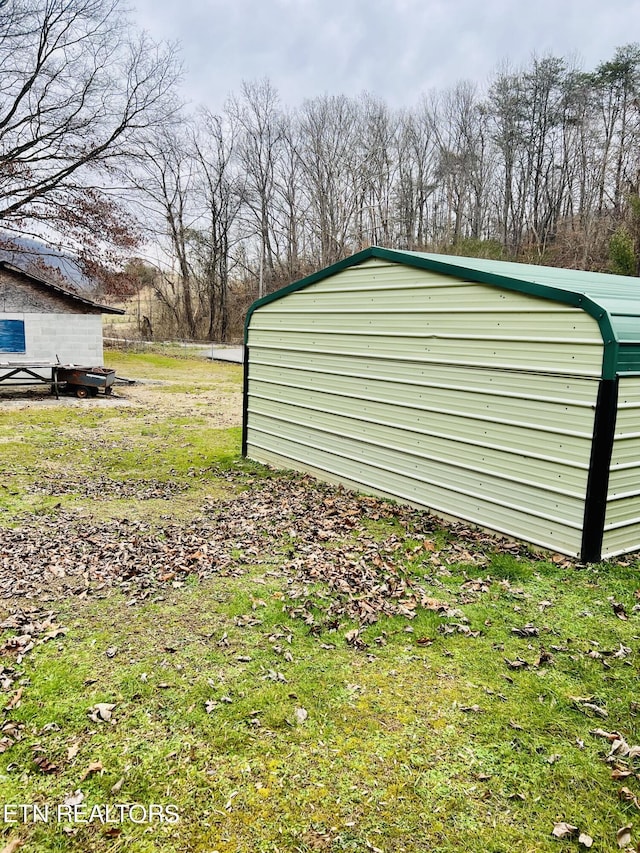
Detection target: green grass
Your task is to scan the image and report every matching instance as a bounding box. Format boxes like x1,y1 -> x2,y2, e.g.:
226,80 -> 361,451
104,348 -> 242,385
1,348 -> 640,852
4,566 -> 640,852
0,349 -> 243,525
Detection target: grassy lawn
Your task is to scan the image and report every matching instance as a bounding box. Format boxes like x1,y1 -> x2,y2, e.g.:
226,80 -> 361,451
1,349 -> 640,852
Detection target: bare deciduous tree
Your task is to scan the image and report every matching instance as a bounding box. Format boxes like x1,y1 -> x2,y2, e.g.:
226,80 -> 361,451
0,0 -> 181,268
228,79 -> 284,293
192,109 -> 244,340
128,44 -> 640,343
134,126 -> 199,336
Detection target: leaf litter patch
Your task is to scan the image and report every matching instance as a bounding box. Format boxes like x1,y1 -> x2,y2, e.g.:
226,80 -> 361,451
28,474 -> 187,501
0,472 -> 535,617
1,472 -> 639,849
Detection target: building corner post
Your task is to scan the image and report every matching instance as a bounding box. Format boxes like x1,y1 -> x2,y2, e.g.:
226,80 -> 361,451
580,377 -> 619,562
241,343 -> 249,458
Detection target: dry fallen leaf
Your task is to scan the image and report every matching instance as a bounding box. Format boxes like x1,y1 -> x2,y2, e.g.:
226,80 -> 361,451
4,688 -> 23,711
64,790 -> 84,807
512,624 -> 540,637
572,697 -> 608,718
578,832 -> 593,848
610,738 -> 631,757
0,840 -> 23,853
590,728 -> 621,741
79,761 -> 103,782
422,597 -> 449,611
111,777 -> 125,794
612,769 -> 633,781
536,648 -> 553,667
611,600 -> 628,620
294,707 -> 308,724
616,824 -> 632,848
67,742 -> 80,761
104,827 -> 122,838
33,752 -> 58,774
552,821 -> 578,839
87,703 -> 116,723
583,704 -> 608,718
505,657 -> 529,669
614,644 -> 632,659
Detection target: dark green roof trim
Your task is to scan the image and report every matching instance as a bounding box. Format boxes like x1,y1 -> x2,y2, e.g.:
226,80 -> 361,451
244,247 -> 636,379
243,250 -> 375,338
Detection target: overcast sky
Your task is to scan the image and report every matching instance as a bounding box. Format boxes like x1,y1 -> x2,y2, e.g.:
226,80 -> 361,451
131,0 -> 640,112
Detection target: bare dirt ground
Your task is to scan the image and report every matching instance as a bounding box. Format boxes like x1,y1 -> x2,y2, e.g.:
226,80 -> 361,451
0,381 -> 242,427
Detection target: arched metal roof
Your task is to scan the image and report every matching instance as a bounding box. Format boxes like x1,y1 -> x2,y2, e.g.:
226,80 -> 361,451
246,247 -> 640,379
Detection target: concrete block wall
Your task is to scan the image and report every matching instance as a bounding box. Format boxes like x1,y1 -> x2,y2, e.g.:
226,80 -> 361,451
0,312 -> 104,365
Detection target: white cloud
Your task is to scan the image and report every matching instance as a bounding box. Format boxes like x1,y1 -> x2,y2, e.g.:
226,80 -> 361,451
130,0 -> 640,111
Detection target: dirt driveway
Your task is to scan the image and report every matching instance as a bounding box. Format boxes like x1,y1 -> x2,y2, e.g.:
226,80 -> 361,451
0,380 -> 242,427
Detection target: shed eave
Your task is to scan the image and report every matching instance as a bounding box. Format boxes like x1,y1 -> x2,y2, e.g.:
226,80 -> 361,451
244,247 -> 624,377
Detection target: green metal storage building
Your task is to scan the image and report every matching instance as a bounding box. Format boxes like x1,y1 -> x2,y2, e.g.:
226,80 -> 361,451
242,247 -> 640,562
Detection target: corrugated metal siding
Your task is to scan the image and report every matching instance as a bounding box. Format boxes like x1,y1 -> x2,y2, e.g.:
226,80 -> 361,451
247,259 -> 603,555
602,376 -> 640,557
616,346 -> 640,372
250,262 -> 603,377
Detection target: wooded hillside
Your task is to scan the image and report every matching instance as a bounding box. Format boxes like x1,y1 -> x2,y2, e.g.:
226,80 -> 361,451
1,7 -> 637,340
130,47 -> 640,340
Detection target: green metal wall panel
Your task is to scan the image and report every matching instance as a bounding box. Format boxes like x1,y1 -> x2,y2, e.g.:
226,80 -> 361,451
612,409 -> 640,433
248,441 -> 584,555
250,369 -> 596,434
248,406 -> 589,498
251,348 -> 599,405
248,328 -> 601,377
250,310 -> 599,338
607,468 -> 640,494
598,524 -> 640,557
604,437 -> 640,467
602,375 -> 640,557
247,259 -> 602,556
617,379 -> 640,405
602,499 -> 640,526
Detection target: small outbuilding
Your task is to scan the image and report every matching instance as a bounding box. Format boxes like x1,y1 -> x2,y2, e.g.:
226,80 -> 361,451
243,247 -> 640,562
0,261 -> 122,371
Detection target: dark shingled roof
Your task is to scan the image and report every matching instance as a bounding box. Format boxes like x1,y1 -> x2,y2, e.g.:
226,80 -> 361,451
0,261 -> 124,315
